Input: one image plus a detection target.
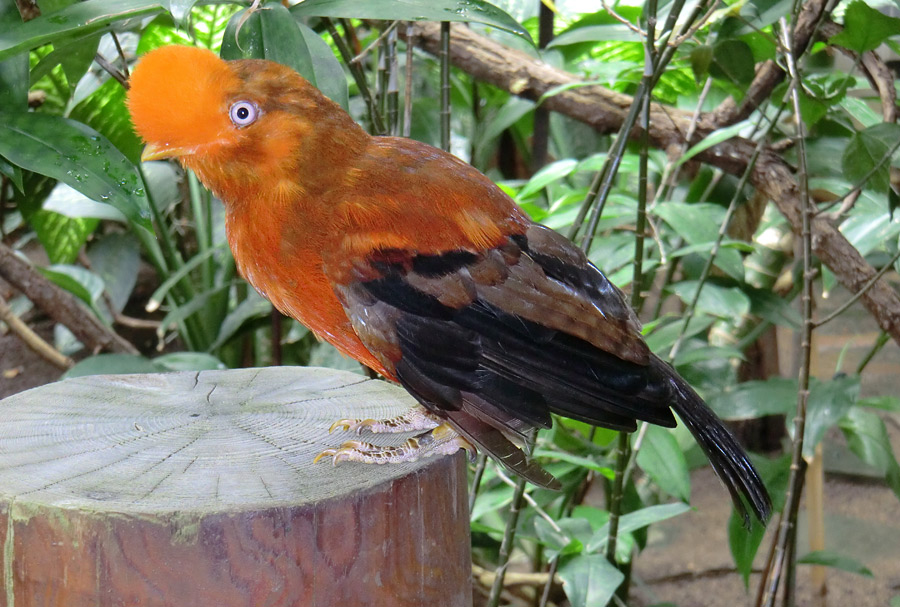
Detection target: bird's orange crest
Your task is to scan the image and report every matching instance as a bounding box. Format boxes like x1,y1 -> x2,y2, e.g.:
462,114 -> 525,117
127,46 -> 241,156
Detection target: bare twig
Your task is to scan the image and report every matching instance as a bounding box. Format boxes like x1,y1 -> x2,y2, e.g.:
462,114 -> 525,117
0,243 -> 138,355
0,293 -> 72,369
815,247 -> 900,328
350,20 -> 399,65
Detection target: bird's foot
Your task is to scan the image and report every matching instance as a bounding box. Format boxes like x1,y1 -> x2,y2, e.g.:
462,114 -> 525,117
314,422 -> 475,466
327,404 -> 441,435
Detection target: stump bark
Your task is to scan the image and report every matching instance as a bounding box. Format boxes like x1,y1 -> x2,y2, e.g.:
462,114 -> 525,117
0,366 -> 472,607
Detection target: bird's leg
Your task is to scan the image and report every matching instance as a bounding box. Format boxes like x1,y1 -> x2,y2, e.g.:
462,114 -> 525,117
313,422 -> 475,466
328,404 -> 441,435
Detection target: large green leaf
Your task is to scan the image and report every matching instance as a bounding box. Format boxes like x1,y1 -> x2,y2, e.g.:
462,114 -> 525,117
0,0 -> 165,61
669,280 -> 751,319
221,4 -> 349,111
839,408 -> 900,501
803,375 -> 859,458
29,188 -> 100,263
290,0 -> 532,43
798,550 -> 873,577
0,112 -> 151,230
652,202 -> 744,281
707,377 -> 797,420
829,0 -> 900,53
842,123 -> 900,194
635,425 -> 690,502
557,554 -> 624,607
70,77 -> 143,165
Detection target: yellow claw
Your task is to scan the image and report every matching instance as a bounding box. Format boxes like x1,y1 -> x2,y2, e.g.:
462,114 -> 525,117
314,440 -> 377,465
328,418 -> 378,434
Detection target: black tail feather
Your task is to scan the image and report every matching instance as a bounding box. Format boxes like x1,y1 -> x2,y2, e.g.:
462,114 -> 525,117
660,357 -> 772,524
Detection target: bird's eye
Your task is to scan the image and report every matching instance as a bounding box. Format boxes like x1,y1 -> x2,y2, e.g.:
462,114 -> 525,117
229,101 -> 259,127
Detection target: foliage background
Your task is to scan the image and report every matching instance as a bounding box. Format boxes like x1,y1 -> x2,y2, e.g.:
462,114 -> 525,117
2,0 -> 900,605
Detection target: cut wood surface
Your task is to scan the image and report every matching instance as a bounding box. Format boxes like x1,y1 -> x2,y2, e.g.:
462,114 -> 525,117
0,366 -> 472,607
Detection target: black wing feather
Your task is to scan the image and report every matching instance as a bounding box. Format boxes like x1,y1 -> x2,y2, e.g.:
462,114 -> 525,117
338,225 -> 771,522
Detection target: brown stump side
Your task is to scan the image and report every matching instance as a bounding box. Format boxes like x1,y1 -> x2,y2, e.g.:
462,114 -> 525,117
0,367 -> 472,607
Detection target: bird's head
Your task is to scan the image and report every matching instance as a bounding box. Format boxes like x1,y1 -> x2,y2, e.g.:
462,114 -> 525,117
127,45 -> 366,202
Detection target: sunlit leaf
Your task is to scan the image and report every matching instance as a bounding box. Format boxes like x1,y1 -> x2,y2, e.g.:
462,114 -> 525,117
0,112 -> 151,230
290,0 -> 532,43
0,0 -> 165,61
221,4 -> 349,110
829,0 -> 900,53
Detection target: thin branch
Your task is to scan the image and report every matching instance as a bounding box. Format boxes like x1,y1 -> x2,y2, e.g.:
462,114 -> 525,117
349,20 -> 399,65
439,22 -> 451,152
814,248 -> 900,328
759,19 -> 814,607
486,476 -> 528,607
0,293 -> 72,369
0,243 -> 138,355
94,53 -> 129,90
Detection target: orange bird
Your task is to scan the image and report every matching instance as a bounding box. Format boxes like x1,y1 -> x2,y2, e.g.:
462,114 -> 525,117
128,45 -> 770,523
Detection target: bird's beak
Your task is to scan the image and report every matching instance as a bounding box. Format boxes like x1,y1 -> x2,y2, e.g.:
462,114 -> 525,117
141,143 -> 194,162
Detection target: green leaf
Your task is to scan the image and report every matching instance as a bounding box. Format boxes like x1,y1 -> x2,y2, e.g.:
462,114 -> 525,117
0,0 -> 165,61
644,314 -> 716,354
62,353 -> 162,378
29,34 -> 100,93
728,509 -> 767,586
28,204 -> 98,264
729,452 -> 789,584
557,554 -> 624,607
673,345 -> 744,367
678,120 -> 752,166
839,408 -> 900,501
0,157 -> 24,193
87,233 -> 141,314
210,291 -> 272,351
547,24 -> 641,46
708,377 -> 797,420
709,39 -> 755,87
534,517 -> 591,559
0,42 -> 27,111
803,375 -> 859,458
689,45 -> 713,83
636,425 -> 691,502
842,123 -> 900,194
45,264 -> 105,305
0,112 -> 152,230
221,4 -> 349,111
153,351 -> 226,371
669,281 -> 751,319
70,77 -> 144,165
652,202 -> 744,281
586,503 -> 691,552
42,182 -> 127,222
516,158 -> 578,200
798,550 -> 873,577
290,0 -> 532,44
829,0 -> 900,53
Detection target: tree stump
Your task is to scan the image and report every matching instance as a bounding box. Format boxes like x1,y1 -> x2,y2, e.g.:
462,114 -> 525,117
0,367 -> 472,607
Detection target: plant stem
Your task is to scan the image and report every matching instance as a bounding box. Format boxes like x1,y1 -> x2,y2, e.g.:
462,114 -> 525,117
440,22 -> 451,152
486,476 -> 528,607
759,18 -> 814,607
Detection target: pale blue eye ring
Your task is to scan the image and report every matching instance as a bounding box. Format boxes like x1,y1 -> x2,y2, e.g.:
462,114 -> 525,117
229,101 -> 259,127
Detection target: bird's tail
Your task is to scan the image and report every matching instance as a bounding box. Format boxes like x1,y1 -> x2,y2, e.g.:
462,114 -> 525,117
658,357 -> 772,525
